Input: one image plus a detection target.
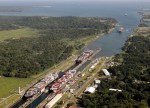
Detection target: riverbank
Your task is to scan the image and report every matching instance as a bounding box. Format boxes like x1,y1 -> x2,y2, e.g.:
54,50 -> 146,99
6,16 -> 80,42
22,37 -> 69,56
142,12 -> 150,22
79,22 -> 150,107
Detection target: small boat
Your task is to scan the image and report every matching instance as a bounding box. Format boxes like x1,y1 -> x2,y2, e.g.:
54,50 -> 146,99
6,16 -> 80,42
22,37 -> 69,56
124,13 -> 128,16
117,27 -> 125,33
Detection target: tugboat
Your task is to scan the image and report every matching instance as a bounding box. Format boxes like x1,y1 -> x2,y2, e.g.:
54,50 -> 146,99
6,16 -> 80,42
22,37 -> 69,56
117,27 -> 125,33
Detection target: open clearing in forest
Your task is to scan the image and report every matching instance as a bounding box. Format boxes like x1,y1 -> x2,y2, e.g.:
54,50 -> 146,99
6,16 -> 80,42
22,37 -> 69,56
0,77 -> 32,98
0,28 -> 38,41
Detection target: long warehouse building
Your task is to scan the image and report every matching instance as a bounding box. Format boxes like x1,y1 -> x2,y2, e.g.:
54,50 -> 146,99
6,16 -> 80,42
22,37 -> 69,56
102,69 -> 110,76
45,93 -> 63,108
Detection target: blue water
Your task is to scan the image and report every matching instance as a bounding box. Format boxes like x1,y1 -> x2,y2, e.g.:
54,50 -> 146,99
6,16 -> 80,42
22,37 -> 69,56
4,1 -> 150,108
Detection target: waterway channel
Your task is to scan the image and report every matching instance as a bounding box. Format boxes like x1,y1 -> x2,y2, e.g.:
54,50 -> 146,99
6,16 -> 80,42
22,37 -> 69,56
9,1 -> 150,108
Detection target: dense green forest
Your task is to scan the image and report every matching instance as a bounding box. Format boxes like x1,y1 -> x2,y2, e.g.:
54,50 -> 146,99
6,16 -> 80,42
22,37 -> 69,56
79,25 -> 150,108
0,16 -> 117,78
0,16 -> 117,30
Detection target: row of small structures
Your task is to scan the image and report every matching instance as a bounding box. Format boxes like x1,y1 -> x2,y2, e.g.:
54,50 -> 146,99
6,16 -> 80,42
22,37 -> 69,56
84,68 -> 122,94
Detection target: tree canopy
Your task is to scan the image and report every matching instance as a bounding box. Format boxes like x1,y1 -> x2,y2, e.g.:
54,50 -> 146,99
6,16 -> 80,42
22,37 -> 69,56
0,16 -> 117,78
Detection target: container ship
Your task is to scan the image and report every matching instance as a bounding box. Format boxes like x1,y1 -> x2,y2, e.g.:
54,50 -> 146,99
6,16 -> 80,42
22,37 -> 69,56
117,27 -> 125,33
50,70 -> 76,93
76,50 -> 93,64
24,73 -> 58,98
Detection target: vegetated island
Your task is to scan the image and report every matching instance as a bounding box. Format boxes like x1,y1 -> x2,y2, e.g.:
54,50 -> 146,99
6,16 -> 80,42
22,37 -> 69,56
0,16 -> 118,78
142,12 -> 150,22
79,23 -> 150,107
0,6 -> 23,12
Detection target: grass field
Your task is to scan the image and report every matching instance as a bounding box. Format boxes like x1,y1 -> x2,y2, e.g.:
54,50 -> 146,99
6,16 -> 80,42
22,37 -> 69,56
0,55 -> 76,107
0,94 -> 20,108
0,77 -> 32,98
0,28 -> 39,41
0,55 -> 75,99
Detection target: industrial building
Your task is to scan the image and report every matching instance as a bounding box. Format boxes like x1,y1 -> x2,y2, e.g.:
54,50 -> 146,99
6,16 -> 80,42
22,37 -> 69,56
45,93 -> 63,108
102,69 -> 110,76
84,87 -> 96,94
94,79 -> 101,84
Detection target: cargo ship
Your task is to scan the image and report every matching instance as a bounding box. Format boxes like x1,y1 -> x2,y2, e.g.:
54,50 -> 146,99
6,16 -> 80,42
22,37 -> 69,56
23,73 -> 58,98
75,50 -> 93,64
50,70 -> 76,92
117,27 -> 125,33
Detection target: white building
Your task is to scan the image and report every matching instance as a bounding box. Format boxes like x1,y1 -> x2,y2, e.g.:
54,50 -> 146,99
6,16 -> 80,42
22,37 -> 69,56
45,93 -> 63,108
94,79 -> 101,84
102,69 -> 110,76
70,89 -> 75,93
84,87 -> 95,93
109,88 -> 122,92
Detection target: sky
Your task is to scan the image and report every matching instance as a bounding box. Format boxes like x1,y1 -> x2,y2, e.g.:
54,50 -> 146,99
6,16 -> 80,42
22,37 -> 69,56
0,0 -> 149,6
0,0 -> 149,2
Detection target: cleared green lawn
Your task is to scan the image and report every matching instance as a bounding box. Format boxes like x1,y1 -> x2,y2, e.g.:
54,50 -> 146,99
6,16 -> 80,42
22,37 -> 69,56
0,95 -> 20,108
0,77 -> 32,98
0,28 -> 39,41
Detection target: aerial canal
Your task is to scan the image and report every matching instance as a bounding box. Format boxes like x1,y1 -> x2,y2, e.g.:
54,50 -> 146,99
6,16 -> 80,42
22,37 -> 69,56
13,13 -> 141,108
11,65 -> 76,108
12,50 -> 100,108
8,1 -> 150,108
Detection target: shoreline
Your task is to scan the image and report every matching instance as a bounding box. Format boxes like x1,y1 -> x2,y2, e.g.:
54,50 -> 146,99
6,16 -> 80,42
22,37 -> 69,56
79,20 -> 150,108
81,25 -> 117,51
